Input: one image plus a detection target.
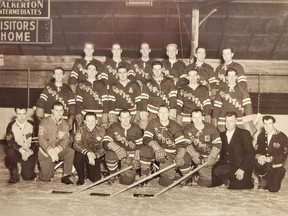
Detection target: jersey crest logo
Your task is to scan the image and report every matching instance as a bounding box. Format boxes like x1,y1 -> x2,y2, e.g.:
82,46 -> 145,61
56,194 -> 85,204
129,87 -> 133,93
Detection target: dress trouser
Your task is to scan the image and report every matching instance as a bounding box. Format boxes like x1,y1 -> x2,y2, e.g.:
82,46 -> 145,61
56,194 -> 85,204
38,147 -> 75,181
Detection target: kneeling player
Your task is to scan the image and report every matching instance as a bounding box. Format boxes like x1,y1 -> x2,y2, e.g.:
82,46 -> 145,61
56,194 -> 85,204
102,109 -> 143,185
183,109 -> 222,187
73,112 -> 106,185
140,105 -> 192,186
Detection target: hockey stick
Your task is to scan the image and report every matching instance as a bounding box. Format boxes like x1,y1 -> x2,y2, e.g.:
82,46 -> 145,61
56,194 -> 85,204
133,162 -> 207,197
52,165 -> 133,194
54,161 -> 64,170
90,163 -> 177,197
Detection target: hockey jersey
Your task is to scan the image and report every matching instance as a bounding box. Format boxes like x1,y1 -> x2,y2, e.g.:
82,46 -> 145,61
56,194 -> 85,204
177,84 -> 212,117
162,59 -> 186,86
143,118 -> 185,152
76,79 -> 108,116
183,122 -> 222,156
141,76 -> 177,114
215,61 -> 249,96
212,84 -> 253,127
100,59 -> 132,87
108,80 -> 142,115
130,58 -> 153,84
102,122 -> 143,152
36,83 -> 76,118
181,62 -> 218,90
69,58 -> 103,86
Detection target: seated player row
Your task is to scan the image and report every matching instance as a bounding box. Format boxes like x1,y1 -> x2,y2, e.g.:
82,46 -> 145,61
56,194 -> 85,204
5,103 -> 288,193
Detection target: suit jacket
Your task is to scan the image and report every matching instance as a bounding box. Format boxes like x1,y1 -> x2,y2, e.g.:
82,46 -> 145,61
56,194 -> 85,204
219,127 -> 255,171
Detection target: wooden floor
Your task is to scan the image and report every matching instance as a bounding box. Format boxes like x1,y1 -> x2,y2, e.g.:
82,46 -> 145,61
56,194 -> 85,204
0,144 -> 288,216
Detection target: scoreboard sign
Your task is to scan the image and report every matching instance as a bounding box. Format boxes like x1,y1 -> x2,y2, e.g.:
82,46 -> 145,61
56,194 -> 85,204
0,19 -> 52,44
0,0 -> 50,19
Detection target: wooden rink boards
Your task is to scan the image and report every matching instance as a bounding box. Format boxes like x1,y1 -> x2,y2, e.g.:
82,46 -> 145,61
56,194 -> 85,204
0,145 -> 288,216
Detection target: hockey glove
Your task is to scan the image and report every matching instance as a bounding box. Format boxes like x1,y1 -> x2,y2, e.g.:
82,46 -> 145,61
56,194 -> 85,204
175,148 -> 186,167
187,144 -> 201,164
107,141 -> 127,160
149,140 -> 166,162
206,146 -> 220,166
132,150 -> 141,170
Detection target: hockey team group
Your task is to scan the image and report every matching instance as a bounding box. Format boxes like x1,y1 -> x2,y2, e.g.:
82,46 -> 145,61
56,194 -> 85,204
5,42 -> 288,195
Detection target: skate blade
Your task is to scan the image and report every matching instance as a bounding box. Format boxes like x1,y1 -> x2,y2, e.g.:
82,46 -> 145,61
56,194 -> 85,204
133,193 -> 154,197
52,190 -> 73,194
90,192 -> 111,197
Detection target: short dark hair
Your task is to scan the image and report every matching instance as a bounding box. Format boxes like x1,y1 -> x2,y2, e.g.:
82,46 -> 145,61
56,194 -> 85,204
226,68 -> 237,76
222,46 -> 234,53
225,111 -> 238,118
51,101 -> 64,110
84,112 -> 97,120
262,115 -> 276,123
54,67 -> 65,75
152,61 -> 163,68
187,68 -> 199,75
191,108 -> 204,116
119,109 -> 131,117
195,46 -> 206,53
117,64 -> 127,72
14,105 -> 27,113
86,63 -> 98,71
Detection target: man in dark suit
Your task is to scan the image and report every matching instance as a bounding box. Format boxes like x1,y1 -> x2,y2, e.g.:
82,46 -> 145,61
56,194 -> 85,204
212,111 -> 255,189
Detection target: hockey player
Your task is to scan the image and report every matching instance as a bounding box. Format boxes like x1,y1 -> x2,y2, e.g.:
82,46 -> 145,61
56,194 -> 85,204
215,47 -> 248,96
140,105 -> 192,186
100,43 -> 133,88
162,43 -> 186,87
130,42 -> 153,88
212,68 -> 254,133
75,63 -> 109,129
38,102 -> 75,184
5,106 -> 38,183
73,112 -> 106,185
36,67 -> 76,130
107,65 -> 142,125
183,109 -> 222,187
177,69 -> 212,126
180,46 -> 218,100
254,115 -> 288,192
141,61 -> 177,128
102,109 -> 143,185
69,42 -> 103,94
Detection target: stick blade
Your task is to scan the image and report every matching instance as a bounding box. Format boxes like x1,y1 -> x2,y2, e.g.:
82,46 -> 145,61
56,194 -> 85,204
52,190 -> 73,194
90,192 -> 111,197
133,193 -> 154,198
